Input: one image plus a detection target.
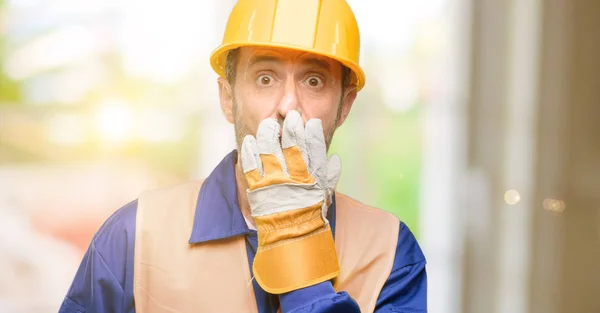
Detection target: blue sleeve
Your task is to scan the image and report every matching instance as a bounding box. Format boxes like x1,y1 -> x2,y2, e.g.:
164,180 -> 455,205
58,201 -> 138,313
279,281 -> 360,313
375,221 -> 428,312
278,221 -> 426,313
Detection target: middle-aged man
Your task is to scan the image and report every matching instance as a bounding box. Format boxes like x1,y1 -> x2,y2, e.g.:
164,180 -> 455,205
59,0 -> 427,312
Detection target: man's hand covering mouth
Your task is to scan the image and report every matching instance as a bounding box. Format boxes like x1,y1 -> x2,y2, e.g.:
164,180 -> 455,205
240,110 -> 342,294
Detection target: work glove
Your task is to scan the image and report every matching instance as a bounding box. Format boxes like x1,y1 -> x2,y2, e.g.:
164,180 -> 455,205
240,110 -> 341,294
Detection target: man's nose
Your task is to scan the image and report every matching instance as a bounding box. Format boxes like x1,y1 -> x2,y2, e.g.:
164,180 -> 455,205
277,79 -> 300,118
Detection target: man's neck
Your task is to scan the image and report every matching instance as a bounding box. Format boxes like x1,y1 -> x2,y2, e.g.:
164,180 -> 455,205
234,157 -> 256,228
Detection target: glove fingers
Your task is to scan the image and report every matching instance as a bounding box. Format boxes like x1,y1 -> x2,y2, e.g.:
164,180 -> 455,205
321,154 -> 342,223
282,110 -> 309,164
326,154 -> 342,191
241,135 -> 263,187
282,110 -> 311,182
305,119 -> 327,183
256,118 -> 288,176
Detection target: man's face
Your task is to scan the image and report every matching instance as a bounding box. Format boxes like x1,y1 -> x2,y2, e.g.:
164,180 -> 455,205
218,47 -> 357,152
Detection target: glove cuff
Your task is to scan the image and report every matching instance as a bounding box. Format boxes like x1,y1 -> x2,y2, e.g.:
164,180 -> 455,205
252,204 -> 340,294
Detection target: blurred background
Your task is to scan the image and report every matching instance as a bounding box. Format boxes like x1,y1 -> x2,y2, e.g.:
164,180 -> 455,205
0,0 -> 598,312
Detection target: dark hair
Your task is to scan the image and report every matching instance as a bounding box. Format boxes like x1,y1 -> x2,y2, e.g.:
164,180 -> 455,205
224,48 -> 352,88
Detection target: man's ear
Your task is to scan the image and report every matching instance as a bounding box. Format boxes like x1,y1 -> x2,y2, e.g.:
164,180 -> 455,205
336,86 -> 358,127
218,77 -> 234,124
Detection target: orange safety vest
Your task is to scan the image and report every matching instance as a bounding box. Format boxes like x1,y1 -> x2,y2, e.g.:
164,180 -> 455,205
133,181 -> 400,313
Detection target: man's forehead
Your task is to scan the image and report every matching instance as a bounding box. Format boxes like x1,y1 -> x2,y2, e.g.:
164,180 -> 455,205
240,46 -> 339,69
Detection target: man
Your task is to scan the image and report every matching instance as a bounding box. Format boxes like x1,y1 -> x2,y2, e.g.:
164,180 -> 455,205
59,0 -> 427,312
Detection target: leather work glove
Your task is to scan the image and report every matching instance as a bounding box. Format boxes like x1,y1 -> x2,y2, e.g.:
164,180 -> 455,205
240,110 -> 342,294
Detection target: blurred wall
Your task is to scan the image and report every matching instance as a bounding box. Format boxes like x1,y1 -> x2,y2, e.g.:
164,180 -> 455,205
462,0 -> 600,312
550,0 -> 600,311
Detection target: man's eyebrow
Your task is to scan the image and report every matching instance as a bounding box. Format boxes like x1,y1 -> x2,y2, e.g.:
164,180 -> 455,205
248,55 -> 332,72
248,55 -> 283,67
300,58 -> 331,72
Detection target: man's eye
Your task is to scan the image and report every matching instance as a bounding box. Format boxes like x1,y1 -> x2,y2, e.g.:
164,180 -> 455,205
306,76 -> 323,87
257,74 -> 273,86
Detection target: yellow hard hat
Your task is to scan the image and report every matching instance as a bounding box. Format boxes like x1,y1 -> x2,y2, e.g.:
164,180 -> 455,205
210,0 -> 366,91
